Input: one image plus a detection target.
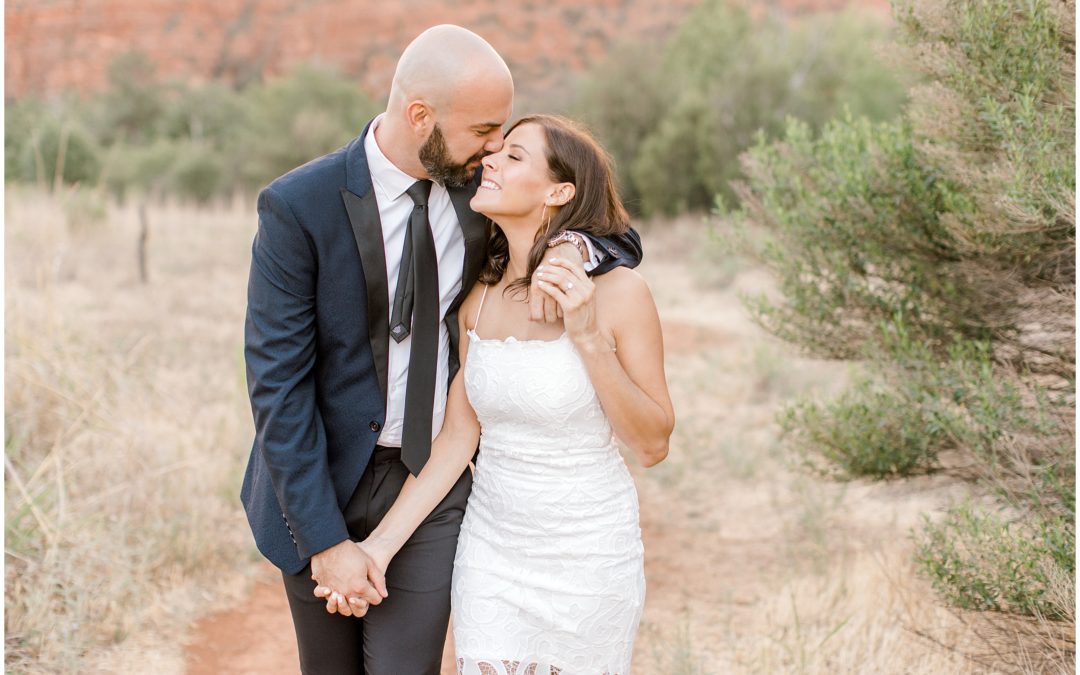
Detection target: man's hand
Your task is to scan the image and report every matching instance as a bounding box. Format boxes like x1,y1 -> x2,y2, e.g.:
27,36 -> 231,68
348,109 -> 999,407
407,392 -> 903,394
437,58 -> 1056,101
310,539 -> 388,618
530,241 -> 584,322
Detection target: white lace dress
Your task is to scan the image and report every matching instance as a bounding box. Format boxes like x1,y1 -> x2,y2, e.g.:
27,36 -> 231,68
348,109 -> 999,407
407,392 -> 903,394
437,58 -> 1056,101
452,289 -> 646,675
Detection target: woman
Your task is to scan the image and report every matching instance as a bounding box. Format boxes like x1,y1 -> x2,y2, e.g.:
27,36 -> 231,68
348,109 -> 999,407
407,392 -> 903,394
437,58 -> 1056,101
351,114 -> 673,674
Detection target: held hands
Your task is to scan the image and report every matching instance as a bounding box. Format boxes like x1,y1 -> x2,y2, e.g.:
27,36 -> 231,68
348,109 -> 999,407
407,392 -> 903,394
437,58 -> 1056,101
310,539 -> 389,618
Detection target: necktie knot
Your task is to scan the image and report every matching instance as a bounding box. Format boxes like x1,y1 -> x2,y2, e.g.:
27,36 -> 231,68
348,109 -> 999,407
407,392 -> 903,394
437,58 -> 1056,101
406,179 -> 432,208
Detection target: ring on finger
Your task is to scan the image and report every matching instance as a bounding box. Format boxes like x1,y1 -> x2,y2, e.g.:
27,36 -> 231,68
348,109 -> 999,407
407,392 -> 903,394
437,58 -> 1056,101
565,281 -> 574,290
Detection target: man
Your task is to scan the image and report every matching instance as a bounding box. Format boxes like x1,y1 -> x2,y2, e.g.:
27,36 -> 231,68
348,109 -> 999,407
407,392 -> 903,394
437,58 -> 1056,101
241,25 -> 642,673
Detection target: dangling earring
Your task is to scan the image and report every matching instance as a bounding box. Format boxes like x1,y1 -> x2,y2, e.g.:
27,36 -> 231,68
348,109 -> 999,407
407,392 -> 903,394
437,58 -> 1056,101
540,203 -> 550,233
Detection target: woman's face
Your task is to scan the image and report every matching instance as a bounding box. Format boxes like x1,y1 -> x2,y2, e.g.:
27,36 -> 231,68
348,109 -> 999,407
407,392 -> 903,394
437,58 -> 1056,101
469,123 -> 562,224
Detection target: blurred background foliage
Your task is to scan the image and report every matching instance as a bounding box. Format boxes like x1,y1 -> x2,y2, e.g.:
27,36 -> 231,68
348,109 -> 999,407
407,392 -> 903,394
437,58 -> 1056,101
6,58 -> 381,204
5,0 -> 903,215
573,1 -> 908,216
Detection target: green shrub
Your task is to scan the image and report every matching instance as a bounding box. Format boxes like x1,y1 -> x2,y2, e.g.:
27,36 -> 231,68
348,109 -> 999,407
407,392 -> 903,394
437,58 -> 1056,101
91,49 -> 167,145
5,96 -> 47,183
782,377 -> 949,479
171,144 -> 226,205
574,0 -> 908,216
17,118 -> 103,188
570,42 -> 673,210
733,0 -> 1074,632
6,57 -> 379,202
233,63 -> 380,190
916,505 -> 1074,620
736,114 -> 976,360
103,140 -> 182,201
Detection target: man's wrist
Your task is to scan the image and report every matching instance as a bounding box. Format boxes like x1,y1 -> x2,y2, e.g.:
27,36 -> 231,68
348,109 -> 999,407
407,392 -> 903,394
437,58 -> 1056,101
313,538 -> 352,561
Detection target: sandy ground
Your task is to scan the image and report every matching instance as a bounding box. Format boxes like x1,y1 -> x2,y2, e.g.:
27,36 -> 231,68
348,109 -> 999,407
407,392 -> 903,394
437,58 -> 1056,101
180,221 -> 982,674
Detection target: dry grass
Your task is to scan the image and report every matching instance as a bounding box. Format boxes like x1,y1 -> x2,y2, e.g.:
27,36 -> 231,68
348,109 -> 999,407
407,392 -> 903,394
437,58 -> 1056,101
5,195 -> 1069,673
5,188 -> 257,672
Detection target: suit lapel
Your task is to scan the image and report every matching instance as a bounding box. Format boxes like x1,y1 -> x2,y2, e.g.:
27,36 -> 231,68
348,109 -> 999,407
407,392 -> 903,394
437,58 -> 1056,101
342,120 -> 391,404
341,188 -> 390,403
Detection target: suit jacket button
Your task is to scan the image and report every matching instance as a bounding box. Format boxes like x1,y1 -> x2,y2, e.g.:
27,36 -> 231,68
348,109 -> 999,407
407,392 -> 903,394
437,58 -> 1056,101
370,421 -> 381,432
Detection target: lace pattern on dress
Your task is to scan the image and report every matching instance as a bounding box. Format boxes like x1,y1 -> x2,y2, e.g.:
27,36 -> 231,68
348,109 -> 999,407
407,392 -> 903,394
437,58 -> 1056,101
457,657 -> 620,675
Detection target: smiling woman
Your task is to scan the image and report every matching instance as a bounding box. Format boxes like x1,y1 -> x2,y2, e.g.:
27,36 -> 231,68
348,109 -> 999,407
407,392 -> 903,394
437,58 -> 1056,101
474,115 -> 631,297
353,113 -> 673,675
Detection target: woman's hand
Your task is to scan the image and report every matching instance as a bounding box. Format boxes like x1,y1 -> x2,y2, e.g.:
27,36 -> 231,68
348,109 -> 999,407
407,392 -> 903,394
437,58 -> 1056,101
355,538 -> 393,575
310,539 -> 388,617
536,257 -> 598,343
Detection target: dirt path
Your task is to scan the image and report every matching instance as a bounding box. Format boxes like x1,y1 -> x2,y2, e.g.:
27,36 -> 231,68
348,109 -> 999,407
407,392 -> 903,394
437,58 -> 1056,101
185,567 -> 299,675
184,230 -> 974,674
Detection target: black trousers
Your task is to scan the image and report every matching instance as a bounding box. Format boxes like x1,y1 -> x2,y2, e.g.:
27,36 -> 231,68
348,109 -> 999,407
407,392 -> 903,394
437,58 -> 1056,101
281,445 -> 472,675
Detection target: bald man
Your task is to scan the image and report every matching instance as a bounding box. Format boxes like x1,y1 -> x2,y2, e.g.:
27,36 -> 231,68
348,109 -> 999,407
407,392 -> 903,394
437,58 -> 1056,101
240,25 -> 642,673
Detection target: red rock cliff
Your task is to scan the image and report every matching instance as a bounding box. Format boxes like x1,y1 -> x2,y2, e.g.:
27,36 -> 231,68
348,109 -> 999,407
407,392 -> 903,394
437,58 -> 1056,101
5,0 -> 889,99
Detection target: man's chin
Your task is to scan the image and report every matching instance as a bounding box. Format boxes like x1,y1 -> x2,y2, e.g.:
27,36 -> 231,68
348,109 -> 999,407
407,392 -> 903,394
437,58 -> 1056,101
441,166 -> 479,188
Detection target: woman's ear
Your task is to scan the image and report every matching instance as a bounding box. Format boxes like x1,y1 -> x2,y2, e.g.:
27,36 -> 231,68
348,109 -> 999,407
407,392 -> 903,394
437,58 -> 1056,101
547,183 -> 576,207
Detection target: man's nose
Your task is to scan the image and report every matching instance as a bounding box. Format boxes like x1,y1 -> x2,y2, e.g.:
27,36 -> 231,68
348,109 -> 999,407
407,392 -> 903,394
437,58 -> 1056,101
483,132 -> 505,154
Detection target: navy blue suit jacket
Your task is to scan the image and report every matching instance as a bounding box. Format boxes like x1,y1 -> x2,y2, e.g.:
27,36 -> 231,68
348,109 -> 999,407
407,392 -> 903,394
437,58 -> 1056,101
241,120 -> 643,574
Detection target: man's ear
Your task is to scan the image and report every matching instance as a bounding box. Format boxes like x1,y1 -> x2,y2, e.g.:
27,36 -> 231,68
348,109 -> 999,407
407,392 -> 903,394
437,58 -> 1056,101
547,183 -> 576,207
405,100 -> 434,136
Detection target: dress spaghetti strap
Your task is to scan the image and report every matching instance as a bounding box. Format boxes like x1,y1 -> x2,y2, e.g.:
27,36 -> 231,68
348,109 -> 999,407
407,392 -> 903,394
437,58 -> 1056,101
473,284 -> 490,334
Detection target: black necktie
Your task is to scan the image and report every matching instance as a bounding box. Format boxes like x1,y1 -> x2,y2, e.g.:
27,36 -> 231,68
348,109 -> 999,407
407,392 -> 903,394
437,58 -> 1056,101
391,180 -> 439,476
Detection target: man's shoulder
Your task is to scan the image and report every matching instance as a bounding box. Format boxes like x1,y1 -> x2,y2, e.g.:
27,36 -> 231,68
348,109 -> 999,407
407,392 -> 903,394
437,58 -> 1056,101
264,141 -> 353,204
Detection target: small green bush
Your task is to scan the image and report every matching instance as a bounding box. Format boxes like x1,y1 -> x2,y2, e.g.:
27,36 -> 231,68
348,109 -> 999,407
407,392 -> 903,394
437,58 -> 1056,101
916,504 -> 1074,619
171,144 -> 225,205
91,50 -> 167,145
18,118 -> 103,188
103,140 -> 182,201
782,378 -> 948,479
6,96 -> 47,183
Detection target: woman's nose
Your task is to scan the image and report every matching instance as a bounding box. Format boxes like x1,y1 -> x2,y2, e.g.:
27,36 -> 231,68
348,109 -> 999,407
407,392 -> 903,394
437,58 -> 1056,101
482,154 -> 498,171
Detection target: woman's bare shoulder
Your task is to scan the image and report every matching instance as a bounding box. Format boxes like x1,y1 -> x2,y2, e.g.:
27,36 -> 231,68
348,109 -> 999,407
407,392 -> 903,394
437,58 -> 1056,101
459,281 -> 491,331
593,265 -> 651,301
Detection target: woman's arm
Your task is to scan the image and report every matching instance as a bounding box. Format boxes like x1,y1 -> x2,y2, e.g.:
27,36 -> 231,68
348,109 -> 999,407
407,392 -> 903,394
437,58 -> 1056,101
354,290 -> 483,570
537,259 -> 674,467
317,364 -> 479,614
359,369 -> 479,567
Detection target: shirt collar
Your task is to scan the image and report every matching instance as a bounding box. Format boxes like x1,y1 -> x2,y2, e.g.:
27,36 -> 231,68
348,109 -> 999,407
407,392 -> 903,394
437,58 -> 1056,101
364,113 -> 423,202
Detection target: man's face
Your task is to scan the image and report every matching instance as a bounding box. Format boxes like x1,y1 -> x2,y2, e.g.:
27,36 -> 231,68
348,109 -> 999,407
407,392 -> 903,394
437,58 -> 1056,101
419,123 -> 487,188
419,85 -> 512,187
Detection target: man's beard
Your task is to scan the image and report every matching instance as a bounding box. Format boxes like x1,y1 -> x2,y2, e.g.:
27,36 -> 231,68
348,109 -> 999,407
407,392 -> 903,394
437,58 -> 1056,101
419,123 -> 483,188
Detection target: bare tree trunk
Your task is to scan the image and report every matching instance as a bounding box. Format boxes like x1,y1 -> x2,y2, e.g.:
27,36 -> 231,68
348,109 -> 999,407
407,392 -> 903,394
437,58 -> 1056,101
137,201 -> 150,284
53,122 -> 70,194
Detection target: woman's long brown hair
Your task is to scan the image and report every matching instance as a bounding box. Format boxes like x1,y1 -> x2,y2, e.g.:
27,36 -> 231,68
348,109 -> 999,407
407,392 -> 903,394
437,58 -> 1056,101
478,114 -> 630,296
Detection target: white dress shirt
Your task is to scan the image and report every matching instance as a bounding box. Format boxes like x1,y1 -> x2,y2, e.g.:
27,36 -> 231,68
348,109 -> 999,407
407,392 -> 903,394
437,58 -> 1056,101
363,115 -> 608,446
365,115 -> 466,446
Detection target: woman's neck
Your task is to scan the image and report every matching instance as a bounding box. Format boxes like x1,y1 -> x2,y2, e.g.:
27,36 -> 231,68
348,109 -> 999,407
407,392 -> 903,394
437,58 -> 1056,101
495,215 -> 541,282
